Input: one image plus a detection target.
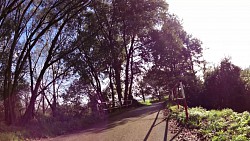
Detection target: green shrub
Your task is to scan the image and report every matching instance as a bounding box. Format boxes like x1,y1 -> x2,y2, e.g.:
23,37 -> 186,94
169,105 -> 250,140
0,132 -> 24,141
140,100 -> 152,106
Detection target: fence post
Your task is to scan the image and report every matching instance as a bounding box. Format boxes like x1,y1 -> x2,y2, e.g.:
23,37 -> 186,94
179,81 -> 188,120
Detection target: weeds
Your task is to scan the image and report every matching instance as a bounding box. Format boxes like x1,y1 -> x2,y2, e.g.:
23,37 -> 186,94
169,105 -> 250,141
140,100 -> 152,106
0,122 -> 27,141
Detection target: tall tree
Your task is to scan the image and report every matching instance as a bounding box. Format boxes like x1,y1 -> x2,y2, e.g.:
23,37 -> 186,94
71,0 -> 168,105
143,14 -> 203,101
203,58 -> 246,111
0,0 -> 91,125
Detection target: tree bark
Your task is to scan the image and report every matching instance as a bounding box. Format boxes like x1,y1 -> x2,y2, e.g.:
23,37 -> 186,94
128,45 -> 135,100
140,86 -> 145,102
113,64 -> 122,106
109,67 -> 115,107
124,36 -> 135,103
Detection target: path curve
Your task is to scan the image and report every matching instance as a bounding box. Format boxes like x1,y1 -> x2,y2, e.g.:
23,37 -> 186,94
40,102 -> 174,141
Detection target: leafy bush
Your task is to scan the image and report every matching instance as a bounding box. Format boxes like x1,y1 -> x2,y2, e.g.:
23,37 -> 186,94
36,112 -> 99,137
140,100 -> 152,106
0,122 -> 27,141
0,132 -> 21,141
169,105 -> 250,140
202,59 -> 248,112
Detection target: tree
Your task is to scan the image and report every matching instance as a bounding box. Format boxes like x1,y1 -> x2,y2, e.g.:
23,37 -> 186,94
21,0 -> 92,124
65,0 -> 168,106
203,58 -> 246,111
142,14 -> 203,103
241,68 -> 250,91
61,78 -> 98,117
0,0 -> 91,125
241,68 -> 250,111
134,78 -> 153,102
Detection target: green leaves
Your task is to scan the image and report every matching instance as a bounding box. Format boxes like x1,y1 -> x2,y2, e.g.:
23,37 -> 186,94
203,58 -> 247,111
170,106 -> 250,140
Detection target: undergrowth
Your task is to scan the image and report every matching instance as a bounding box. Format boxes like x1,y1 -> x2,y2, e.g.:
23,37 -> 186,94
169,105 -> 250,141
0,122 -> 27,141
0,114 -> 101,141
140,100 -> 152,106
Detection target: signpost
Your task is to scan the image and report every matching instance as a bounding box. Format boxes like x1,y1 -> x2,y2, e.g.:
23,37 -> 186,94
171,81 -> 189,120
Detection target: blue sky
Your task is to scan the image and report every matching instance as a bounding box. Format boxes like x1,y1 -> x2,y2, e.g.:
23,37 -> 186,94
167,0 -> 250,68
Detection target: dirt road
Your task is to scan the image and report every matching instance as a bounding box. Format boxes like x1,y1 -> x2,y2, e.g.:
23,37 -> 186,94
42,102 -> 175,141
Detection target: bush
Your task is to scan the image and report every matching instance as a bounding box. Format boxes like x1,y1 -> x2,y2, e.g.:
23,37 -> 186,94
0,122 -> 27,141
202,59 -> 247,112
0,132 -> 21,141
169,105 -> 250,140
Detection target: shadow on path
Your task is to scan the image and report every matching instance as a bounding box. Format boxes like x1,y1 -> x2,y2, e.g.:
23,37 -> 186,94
163,116 -> 170,141
163,116 -> 183,141
83,102 -> 164,134
143,109 -> 161,141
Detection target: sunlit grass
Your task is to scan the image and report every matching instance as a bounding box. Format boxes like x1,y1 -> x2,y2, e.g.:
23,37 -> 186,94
0,122 -> 26,141
0,132 -> 21,141
140,100 -> 152,106
169,105 -> 250,141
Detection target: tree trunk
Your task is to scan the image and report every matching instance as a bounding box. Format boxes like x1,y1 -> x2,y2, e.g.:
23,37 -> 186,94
124,56 -> 130,103
52,70 -> 57,117
4,96 -> 16,125
109,67 -> 115,107
42,93 -> 45,115
21,93 -> 37,124
124,36 -> 135,103
142,93 -> 145,102
114,66 -> 122,106
140,86 -> 145,102
128,48 -> 134,100
113,58 -> 122,105
3,81 -> 16,125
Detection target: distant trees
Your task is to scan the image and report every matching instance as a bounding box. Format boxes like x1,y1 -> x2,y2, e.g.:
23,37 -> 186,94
202,58 -> 247,112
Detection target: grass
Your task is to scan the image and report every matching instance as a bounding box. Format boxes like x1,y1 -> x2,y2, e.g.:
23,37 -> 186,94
0,132 -> 22,141
140,96 -> 169,106
0,122 -> 27,141
169,105 -> 250,141
0,114 -> 101,141
0,103 -> 144,140
140,100 -> 152,106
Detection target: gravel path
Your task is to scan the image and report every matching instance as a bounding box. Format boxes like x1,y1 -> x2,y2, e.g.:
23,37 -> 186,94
40,102 -> 176,141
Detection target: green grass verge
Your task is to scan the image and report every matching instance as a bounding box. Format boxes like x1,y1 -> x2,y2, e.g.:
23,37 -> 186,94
169,105 -> 250,141
140,96 -> 169,106
0,132 -> 25,141
0,122 -> 27,141
0,104 -> 144,140
139,100 -> 152,106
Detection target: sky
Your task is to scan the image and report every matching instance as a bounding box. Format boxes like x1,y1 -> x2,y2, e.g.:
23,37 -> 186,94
166,0 -> 250,69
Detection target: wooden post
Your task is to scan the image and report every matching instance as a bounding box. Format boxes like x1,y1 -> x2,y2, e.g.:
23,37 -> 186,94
174,87 -> 180,109
179,81 -> 188,120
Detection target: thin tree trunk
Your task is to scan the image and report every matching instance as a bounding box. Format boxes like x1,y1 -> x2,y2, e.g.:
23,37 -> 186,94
109,67 -> 115,107
124,36 -> 135,103
52,65 -> 57,117
42,92 -> 45,115
124,56 -> 130,103
140,86 -> 145,102
21,92 -> 37,124
128,47 -> 134,100
114,65 -> 122,106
